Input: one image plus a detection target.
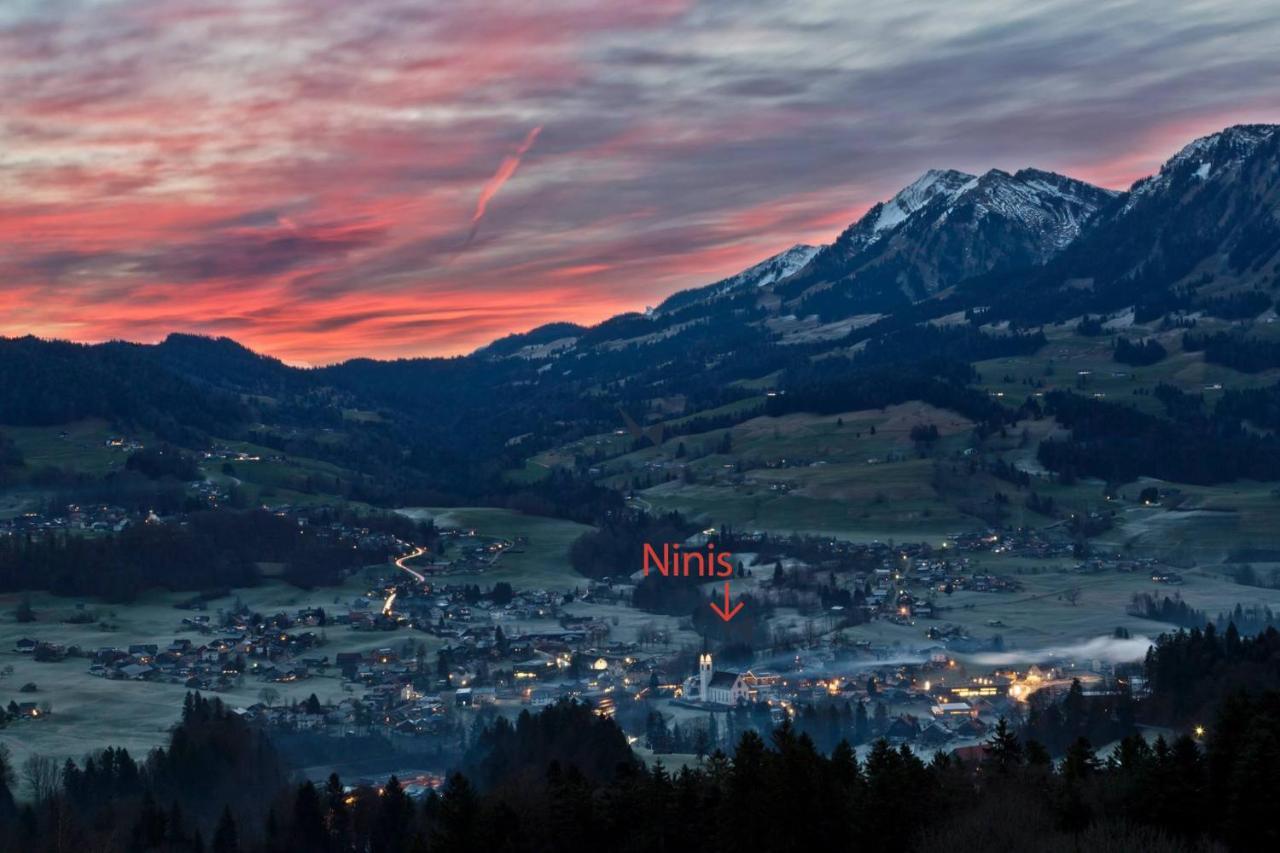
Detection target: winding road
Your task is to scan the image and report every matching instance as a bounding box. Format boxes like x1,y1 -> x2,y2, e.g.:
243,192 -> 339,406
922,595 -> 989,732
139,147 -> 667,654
394,546 -> 428,582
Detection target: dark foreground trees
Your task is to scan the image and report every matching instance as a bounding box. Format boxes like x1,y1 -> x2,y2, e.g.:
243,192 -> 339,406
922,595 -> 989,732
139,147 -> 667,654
3,693 -> 1278,852
5,622 -> 1280,852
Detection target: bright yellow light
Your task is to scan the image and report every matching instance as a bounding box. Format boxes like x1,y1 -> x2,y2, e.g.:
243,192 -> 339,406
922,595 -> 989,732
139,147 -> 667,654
1194,725 -> 1205,738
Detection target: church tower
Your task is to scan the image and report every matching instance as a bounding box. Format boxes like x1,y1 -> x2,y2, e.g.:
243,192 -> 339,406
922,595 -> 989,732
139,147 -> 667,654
699,653 -> 712,702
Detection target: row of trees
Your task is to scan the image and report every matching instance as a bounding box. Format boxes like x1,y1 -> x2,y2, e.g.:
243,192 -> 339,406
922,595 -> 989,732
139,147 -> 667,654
1038,388 -> 1280,484
0,508 -> 407,601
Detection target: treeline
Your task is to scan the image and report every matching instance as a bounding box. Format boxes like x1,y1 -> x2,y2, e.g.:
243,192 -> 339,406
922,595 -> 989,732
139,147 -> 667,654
1217,381 -> 1280,430
461,701 -> 637,790
0,509 -> 402,601
125,444 -> 202,481
568,511 -> 697,581
1143,623 -> 1280,724
1129,593 -> 1206,628
1113,336 -> 1167,366
1183,330 -> 1280,373
1022,678 -> 1136,755
34,469 -> 219,516
765,361 -> 1011,431
0,337 -> 248,444
9,706 -> 1267,852
1209,603 -> 1280,636
1194,288 -> 1274,320
0,692 -> 285,852
0,432 -> 22,468
0,432 -> 23,489
854,324 -> 1047,368
1038,389 -> 1280,483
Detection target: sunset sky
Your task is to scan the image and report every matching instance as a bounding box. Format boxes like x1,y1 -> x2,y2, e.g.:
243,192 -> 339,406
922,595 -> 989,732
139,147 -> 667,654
3,0 -> 1280,364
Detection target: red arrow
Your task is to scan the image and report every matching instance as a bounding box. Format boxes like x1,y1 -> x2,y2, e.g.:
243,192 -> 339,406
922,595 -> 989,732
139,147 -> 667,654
709,582 -> 744,622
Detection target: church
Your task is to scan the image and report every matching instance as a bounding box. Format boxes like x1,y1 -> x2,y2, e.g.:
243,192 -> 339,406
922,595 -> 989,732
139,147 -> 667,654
694,653 -> 749,705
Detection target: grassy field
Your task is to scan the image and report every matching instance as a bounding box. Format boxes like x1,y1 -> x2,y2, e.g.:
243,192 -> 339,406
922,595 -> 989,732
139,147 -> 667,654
3,419 -> 132,478
720,545 -> 1280,665
842,561 -> 1280,659
205,437 -> 368,506
973,315 -> 1280,415
589,403 -> 1013,538
533,316 -> 1280,549
399,507 -> 592,590
1095,479 -> 1280,563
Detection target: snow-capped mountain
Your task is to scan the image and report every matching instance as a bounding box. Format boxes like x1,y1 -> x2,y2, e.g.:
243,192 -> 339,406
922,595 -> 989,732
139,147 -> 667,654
711,243 -> 820,291
828,168 -> 976,261
780,167 -> 1115,314
1122,124 -> 1276,214
653,243 -> 819,314
1033,123 -> 1280,317
479,123 -> 1280,360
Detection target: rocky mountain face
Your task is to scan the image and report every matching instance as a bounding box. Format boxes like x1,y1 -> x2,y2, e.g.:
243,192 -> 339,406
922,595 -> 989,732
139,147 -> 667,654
777,167 -> 1117,318
1022,124 -> 1280,319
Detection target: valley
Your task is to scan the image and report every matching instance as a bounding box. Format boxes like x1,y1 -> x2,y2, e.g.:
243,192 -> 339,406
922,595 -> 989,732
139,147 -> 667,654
3,119 -> 1280,852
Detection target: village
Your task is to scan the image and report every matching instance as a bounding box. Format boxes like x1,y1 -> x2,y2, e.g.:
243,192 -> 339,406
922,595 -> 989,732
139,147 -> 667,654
4,519 -> 1160,768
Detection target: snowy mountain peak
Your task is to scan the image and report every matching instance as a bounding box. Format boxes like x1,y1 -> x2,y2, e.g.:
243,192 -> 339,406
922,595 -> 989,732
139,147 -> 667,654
872,168 -> 975,233
1168,124 -> 1275,170
825,168 -> 975,261
1124,123 -> 1277,211
722,243 -> 821,289
652,243 -> 820,314
788,162 -> 1115,304
943,168 -> 1116,249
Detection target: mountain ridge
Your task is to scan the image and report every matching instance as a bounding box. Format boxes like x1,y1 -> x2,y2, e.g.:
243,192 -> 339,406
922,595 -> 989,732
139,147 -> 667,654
4,121 -> 1279,499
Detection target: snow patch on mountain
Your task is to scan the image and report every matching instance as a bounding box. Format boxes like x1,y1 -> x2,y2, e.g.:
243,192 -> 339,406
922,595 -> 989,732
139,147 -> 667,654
1122,124 -> 1276,213
722,243 -> 821,290
871,168 -> 975,235
651,243 -> 820,314
946,168 -> 1119,250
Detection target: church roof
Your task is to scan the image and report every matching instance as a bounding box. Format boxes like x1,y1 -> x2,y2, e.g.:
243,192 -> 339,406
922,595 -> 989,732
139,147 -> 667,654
708,671 -> 740,688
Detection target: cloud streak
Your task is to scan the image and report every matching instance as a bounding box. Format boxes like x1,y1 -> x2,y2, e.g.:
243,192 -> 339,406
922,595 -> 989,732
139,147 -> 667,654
471,127 -> 542,226
458,125 -> 542,253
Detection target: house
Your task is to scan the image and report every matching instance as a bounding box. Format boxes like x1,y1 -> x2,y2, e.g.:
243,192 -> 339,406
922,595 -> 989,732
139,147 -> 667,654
953,717 -> 988,739
120,663 -> 155,680
335,653 -> 364,678
951,745 -> 987,767
918,723 -> 955,748
884,714 -> 921,742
